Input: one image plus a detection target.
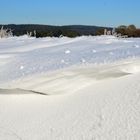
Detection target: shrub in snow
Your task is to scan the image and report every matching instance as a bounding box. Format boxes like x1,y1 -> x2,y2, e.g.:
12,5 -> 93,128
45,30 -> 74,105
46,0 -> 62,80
27,30 -> 36,37
104,28 -> 118,36
104,29 -> 107,35
0,26 -> 13,38
107,30 -> 111,35
27,31 -> 32,37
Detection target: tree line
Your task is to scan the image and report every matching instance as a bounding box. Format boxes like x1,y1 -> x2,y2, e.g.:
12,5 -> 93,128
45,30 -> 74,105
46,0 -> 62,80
0,24 -> 111,38
0,24 -> 140,38
116,25 -> 140,37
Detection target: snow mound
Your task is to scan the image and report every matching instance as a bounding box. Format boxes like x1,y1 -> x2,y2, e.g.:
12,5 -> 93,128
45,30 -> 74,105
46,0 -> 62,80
0,36 -> 140,139
0,59 -> 140,139
4,59 -> 140,95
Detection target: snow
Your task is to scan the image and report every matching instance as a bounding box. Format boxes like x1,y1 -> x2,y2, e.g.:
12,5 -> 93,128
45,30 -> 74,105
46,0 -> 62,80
1,35 -> 140,84
19,65 -> 24,70
132,44 -> 139,48
0,35 -> 140,139
65,50 -> 71,54
92,49 -> 97,53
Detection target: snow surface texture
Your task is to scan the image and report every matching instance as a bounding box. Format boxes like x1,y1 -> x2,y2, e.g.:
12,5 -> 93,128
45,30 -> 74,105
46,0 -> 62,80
1,35 -> 140,84
0,35 -> 140,139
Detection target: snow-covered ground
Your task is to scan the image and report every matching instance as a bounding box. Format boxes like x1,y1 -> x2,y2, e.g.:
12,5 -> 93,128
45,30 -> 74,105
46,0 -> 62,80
0,35 -> 140,139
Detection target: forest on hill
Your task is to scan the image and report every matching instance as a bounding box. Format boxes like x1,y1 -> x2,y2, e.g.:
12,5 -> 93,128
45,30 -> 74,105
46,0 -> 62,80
0,24 -> 112,37
0,24 -> 140,38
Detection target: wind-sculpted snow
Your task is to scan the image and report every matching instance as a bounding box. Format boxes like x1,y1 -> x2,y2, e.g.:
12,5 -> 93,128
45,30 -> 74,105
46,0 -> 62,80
0,35 -> 140,84
1,58 -> 139,95
0,59 -> 140,139
0,36 -> 140,140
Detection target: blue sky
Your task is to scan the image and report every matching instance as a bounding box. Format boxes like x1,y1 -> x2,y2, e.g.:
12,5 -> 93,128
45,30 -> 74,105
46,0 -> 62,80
0,0 -> 140,27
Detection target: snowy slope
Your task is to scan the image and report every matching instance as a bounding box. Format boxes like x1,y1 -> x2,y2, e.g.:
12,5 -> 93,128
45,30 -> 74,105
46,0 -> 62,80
0,36 -> 140,140
0,35 -> 140,84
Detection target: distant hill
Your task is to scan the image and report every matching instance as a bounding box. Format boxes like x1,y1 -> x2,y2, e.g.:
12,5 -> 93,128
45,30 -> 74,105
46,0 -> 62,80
0,24 -> 112,37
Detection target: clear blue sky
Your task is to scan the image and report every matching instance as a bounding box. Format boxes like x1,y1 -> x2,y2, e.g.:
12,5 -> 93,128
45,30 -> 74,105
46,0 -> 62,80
0,0 -> 140,27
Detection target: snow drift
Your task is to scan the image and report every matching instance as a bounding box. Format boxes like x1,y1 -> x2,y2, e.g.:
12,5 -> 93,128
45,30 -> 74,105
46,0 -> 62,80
0,36 -> 140,139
